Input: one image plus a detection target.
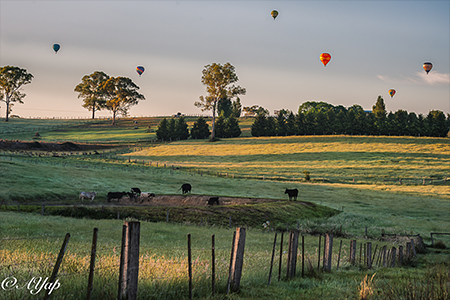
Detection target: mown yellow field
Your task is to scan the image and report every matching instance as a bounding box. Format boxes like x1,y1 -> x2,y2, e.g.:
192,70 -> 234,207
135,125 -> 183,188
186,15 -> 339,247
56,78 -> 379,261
125,135 -> 450,198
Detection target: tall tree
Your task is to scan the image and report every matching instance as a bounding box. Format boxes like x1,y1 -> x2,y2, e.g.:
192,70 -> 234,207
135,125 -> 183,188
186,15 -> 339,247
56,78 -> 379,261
195,62 -> 246,140
156,118 -> 170,141
0,66 -> 33,122
74,71 -> 109,119
372,96 -> 387,135
102,77 -> 145,125
191,117 -> 211,139
175,116 -> 190,140
231,97 -> 242,118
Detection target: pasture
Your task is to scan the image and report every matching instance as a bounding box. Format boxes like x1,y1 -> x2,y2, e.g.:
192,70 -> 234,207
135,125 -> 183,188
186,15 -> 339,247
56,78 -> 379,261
0,118 -> 449,299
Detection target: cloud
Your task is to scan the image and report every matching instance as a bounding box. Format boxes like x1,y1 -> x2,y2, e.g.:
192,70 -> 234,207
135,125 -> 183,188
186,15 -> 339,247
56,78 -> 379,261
377,72 -> 450,85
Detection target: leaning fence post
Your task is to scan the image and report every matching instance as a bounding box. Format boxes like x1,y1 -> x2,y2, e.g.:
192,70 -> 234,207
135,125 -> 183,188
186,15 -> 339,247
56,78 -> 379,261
286,230 -> 299,279
350,240 -> 356,265
268,232 -> 277,286
336,240 -> 343,270
278,231 -> 284,281
226,231 -> 236,294
118,221 -> 140,300
390,247 -> 396,268
398,246 -> 403,266
301,235 -> 305,277
87,228 -> 98,300
43,233 -> 70,300
366,243 -> 372,269
323,234 -> 333,272
229,228 -> 246,293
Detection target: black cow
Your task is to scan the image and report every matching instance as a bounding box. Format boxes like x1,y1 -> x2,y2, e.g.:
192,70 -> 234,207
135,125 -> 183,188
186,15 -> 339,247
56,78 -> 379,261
131,187 -> 141,195
207,197 -> 219,206
107,191 -> 127,202
179,183 -> 191,194
285,188 -> 298,201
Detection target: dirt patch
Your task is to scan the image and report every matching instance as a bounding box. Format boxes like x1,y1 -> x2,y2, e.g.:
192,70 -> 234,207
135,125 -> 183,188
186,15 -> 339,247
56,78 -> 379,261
0,140 -> 111,152
116,194 -> 311,207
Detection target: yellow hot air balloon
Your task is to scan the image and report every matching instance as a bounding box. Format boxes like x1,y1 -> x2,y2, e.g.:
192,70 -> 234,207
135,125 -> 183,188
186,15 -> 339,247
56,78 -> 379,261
271,10 -> 278,20
319,53 -> 331,67
423,62 -> 433,74
389,89 -> 396,98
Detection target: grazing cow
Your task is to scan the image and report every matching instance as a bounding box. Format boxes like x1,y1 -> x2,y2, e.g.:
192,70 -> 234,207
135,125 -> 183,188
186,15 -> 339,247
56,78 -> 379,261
207,197 -> 219,206
285,188 -> 298,201
131,187 -> 141,196
139,192 -> 155,203
179,183 -> 192,194
79,191 -> 97,203
107,191 -> 127,202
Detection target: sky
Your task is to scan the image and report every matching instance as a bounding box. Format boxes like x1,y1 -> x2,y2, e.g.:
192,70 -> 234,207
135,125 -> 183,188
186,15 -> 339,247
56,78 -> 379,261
1,0 -> 449,119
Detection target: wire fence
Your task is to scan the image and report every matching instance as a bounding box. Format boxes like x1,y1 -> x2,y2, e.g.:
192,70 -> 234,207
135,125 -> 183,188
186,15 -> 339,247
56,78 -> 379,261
0,221 -> 430,300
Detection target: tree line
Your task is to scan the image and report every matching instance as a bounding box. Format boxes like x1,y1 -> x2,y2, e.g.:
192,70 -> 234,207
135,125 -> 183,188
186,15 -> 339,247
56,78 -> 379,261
251,97 -> 449,138
156,114 -> 242,141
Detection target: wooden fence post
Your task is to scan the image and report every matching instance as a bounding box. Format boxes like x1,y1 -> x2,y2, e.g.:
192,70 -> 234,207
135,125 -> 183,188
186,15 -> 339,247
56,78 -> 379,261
212,234 -> 216,296
188,234 -> 192,300
226,231 -> 236,294
366,243 -> 372,269
398,246 -> 403,266
43,233 -> 70,300
336,240 -> 343,270
317,235 -> 321,270
391,247 -> 396,268
286,230 -> 299,279
278,231 -> 284,281
323,234 -> 333,272
382,246 -> 387,267
87,228 -> 98,300
268,232 -> 277,286
118,221 -> 140,300
301,235 -> 305,277
350,240 -> 356,265
229,228 -> 246,293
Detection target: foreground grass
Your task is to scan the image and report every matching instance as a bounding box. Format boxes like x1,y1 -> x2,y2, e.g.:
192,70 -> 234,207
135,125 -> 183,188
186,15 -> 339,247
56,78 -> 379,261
1,212 -> 449,300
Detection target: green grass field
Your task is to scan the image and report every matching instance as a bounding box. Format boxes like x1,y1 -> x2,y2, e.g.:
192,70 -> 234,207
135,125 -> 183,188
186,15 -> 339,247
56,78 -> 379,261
0,118 -> 449,299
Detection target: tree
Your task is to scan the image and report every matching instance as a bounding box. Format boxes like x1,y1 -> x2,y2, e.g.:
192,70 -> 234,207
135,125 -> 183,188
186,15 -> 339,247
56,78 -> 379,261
231,98 -> 242,118
427,110 -> 448,137
175,116 -> 190,140
191,117 -> 211,139
196,62 -> 246,140
102,77 -> 145,125
0,66 -> 33,122
214,115 -> 226,138
251,113 -> 267,137
156,118 -> 170,141
225,115 -> 241,138
372,96 -> 387,135
74,71 -> 109,119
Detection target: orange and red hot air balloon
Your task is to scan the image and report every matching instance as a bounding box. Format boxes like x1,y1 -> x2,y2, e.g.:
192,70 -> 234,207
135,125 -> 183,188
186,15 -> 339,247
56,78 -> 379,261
423,62 -> 433,74
319,53 -> 331,67
271,10 -> 278,20
389,89 -> 396,98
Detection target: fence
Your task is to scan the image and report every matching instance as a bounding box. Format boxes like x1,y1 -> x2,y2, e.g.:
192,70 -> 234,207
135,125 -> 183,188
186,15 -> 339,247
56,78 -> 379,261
1,150 -> 449,188
1,220 -> 426,300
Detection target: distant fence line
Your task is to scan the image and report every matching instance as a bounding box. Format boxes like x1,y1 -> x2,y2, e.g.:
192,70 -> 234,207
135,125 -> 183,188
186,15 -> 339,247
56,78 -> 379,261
0,150 -> 449,187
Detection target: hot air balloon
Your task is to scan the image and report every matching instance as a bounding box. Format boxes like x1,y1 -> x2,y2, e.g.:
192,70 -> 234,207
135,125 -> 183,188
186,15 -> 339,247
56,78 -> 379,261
319,53 -> 331,67
389,89 -> 396,98
52,44 -> 60,54
136,66 -> 145,76
423,62 -> 433,74
271,10 -> 278,20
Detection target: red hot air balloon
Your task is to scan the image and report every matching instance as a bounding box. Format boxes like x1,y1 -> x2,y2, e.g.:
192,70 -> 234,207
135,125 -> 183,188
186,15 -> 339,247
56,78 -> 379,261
136,66 -> 145,76
319,53 -> 331,67
423,62 -> 433,74
389,89 -> 396,98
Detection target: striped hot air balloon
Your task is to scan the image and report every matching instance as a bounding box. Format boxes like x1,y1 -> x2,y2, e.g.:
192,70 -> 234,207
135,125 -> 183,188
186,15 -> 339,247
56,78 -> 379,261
136,66 -> 145,76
